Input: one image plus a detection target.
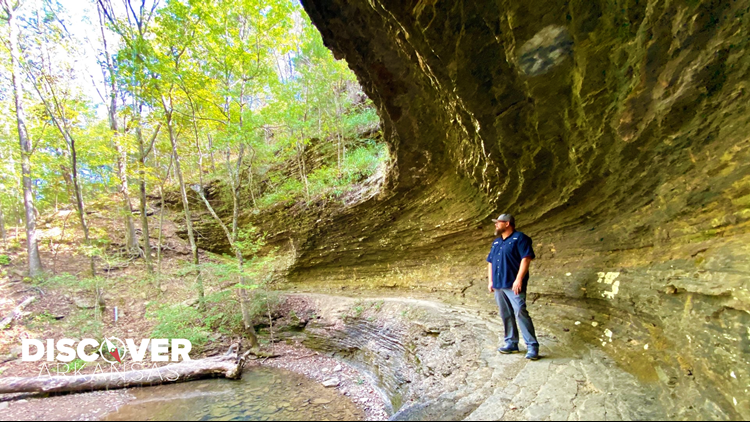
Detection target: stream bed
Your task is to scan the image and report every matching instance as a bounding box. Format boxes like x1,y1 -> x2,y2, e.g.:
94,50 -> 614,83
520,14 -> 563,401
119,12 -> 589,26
102,366 -> 365,421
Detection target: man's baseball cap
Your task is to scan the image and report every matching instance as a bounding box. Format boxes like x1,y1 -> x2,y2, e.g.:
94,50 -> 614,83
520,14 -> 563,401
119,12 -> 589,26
492,214 -> 515,226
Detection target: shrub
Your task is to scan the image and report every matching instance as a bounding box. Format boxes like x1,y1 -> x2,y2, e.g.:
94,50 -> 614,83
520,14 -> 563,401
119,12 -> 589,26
38,274 -> 107,308
203,290 -> 243,335
38,272 -> 79,287
341,141 -> 384,180
257,178 -> 305,208
147,303 -> 210,348
68,310 -> 104,339
0,255 -> 10,266
244,289 -> 281,320
256,137 -> 387,209
304,141 -> 385,202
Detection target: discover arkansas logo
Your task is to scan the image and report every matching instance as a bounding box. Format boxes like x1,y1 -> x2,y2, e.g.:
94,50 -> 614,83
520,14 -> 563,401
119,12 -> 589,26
20,337 -> 192,377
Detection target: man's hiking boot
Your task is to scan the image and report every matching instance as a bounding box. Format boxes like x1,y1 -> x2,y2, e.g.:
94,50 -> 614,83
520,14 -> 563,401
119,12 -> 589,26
497,344 -> 519,354
525,346 -> 540,360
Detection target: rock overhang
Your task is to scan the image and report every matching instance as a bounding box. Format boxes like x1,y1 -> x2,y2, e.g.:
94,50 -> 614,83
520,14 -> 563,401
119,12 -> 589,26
294,0 -> 750,418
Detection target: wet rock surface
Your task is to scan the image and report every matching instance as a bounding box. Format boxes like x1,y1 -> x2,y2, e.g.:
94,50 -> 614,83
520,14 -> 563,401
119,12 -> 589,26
279,294 -> 692,421
259,342 -> 389,421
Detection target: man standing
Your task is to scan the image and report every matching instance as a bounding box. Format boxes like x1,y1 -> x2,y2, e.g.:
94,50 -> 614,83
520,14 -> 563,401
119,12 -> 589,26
487,214 -> 540,360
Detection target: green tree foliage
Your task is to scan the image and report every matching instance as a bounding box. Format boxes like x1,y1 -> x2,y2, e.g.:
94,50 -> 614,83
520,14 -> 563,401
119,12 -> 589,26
0,0 -> 384,326
1,0 -> 382,221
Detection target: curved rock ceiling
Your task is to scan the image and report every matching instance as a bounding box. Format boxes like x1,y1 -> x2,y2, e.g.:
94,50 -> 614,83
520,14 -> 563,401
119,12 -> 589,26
292,0 -> 750,418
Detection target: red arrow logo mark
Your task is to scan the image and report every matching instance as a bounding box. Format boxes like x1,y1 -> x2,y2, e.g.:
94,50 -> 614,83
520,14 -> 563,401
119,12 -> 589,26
110,348 -> 122,363
104,338 -> 123,363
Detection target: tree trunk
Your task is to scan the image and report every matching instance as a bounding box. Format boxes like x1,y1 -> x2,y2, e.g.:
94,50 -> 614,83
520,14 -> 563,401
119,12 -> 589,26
97,4 -> 138,257
164,106 -> 204,310
230,119 -> 258,347
230,145 -> 242,237
0,206 -> 6,247
207,134 -> 217,174
51,211 -> 71,274
0,345 -> 252,395
187,97 -> 204,187
65,134 -> 97,279
6,2 -> 43,277
247,146 -> 257,209
291,128 -> 309,201
114,139 -> 138,255
156,185 -> 165,279
334,84 -> 342,174
194,191 -> 259,348
15,214 -> 19,241
67,142 -> 103,315
138,150 -> 152,272
136,124 -> 158,274
28,20 -> 96,282
238,288 -> 259,349
194,155 -> 259,349
156,152 -> 173,278
300,85 -> 311,199
29,60 -> 95,281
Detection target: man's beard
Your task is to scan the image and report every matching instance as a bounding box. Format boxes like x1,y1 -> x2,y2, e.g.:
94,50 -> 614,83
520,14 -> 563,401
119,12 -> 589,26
494,229 -> 500,236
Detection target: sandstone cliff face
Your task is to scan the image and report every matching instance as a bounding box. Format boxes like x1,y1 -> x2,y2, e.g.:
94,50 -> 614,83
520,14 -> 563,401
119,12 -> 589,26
293,0 -> 750,418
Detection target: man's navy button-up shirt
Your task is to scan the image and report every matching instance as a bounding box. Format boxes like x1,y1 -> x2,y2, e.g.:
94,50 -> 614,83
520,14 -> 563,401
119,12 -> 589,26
486,231 -> 536,291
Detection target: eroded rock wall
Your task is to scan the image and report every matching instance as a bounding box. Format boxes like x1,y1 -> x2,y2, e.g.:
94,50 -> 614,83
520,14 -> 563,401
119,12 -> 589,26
294,0 -> 750,418
281,294 -> 674,420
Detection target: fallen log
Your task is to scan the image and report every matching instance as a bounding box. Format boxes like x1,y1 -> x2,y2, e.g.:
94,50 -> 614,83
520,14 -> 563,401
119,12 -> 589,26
0,344 -> 252,395
0,296 -> 35,330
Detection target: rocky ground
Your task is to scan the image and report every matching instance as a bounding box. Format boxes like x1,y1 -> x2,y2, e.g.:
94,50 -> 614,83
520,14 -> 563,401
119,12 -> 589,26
258,343 -> 388,421
0,209 -> 386,421
269,293 -> 710,421
0,390 -> 135,421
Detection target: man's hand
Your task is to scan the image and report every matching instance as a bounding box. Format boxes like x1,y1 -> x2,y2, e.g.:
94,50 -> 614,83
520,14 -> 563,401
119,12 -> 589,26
512,279 -> 522,295
487,262 -> 494,293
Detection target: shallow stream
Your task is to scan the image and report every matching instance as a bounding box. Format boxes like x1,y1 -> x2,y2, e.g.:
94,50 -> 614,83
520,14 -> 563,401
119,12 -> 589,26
102,367 -> 364,421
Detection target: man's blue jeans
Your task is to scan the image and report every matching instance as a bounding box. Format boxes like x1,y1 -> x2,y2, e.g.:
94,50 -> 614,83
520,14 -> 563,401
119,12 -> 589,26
494,289 -> 539,348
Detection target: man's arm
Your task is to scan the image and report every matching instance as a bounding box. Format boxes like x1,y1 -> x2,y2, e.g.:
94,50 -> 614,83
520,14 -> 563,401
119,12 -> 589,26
487,262 -> 494,293
512,257 -> 532,295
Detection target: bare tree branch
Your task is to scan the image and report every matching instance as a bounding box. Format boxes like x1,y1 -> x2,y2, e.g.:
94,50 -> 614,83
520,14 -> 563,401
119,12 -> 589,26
143,122 -> 162,158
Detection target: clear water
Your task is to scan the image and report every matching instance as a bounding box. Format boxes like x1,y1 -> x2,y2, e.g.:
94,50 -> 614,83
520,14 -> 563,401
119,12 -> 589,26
102,367 -> 364,421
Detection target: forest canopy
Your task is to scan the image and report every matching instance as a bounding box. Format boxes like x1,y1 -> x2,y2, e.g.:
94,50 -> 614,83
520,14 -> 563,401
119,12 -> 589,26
0,0 -> 384,259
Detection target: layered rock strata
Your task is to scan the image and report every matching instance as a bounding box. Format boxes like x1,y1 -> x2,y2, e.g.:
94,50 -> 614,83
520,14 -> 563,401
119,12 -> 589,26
281,294 -> 683,420
292,0 -> 750,418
